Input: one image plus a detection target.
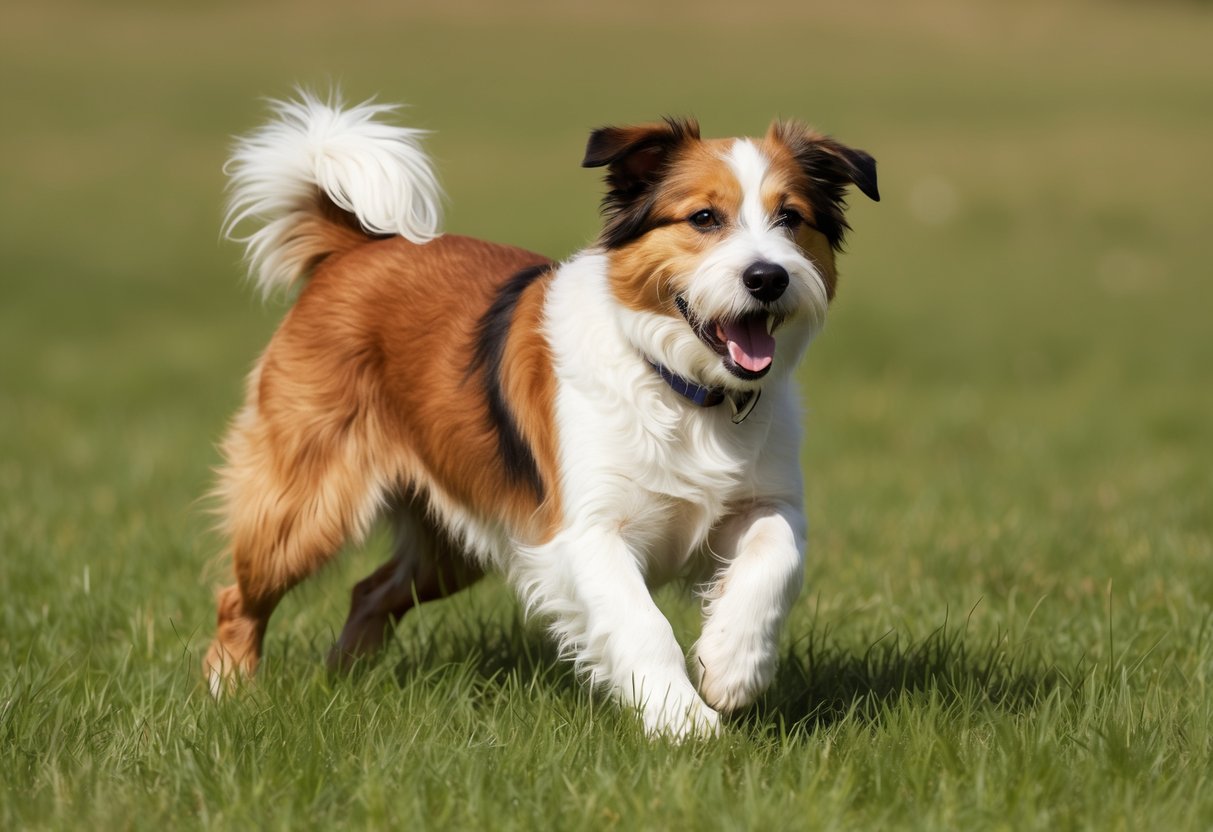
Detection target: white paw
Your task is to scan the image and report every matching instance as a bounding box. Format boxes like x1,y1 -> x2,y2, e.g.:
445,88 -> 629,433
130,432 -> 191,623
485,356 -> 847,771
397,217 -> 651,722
639,690 -> 721,741
694,629 -> 777,713
207,666 -> 225,700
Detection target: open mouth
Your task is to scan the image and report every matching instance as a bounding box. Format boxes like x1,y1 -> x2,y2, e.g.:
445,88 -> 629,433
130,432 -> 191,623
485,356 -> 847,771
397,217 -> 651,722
675,296 -> 783,380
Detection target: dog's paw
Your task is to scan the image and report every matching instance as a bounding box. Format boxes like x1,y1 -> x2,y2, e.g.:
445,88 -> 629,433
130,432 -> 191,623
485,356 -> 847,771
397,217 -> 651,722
694,630 -> 778,713
203,643 -> 241,700
202,636 -> 257,699
639,692 -> 721,741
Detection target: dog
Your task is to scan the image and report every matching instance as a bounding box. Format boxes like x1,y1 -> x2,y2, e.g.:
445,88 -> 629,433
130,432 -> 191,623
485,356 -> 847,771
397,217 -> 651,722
203,92 -> 878,739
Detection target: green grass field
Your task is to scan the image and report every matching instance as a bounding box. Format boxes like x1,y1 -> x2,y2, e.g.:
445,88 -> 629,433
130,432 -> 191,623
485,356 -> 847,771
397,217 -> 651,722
3,1 -> 1212,828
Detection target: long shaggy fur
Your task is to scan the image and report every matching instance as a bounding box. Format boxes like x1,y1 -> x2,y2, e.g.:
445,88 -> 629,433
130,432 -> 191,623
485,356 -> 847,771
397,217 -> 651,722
224,90 -> 443,297
202,93 -> 877,740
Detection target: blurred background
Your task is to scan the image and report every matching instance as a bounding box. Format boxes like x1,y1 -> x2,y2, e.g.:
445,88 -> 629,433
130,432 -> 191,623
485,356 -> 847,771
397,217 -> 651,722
2,0 -> 1211,698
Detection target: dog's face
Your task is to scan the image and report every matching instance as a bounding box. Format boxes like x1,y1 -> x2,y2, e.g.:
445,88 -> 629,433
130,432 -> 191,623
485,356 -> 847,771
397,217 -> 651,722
584,119 -> 878,392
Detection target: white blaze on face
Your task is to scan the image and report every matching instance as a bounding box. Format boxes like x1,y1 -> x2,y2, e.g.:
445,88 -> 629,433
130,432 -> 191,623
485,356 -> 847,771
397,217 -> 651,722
718,139 -> 779,373
724,138 -> 773,238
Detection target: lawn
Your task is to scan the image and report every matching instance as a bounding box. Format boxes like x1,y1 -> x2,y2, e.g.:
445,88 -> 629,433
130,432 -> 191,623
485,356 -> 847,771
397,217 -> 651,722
2,1 -> 1212,828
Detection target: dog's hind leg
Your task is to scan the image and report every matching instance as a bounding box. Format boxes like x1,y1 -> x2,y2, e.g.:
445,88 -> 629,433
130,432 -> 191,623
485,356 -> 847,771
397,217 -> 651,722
203,393 -> 391,696
328,500 -> 483,671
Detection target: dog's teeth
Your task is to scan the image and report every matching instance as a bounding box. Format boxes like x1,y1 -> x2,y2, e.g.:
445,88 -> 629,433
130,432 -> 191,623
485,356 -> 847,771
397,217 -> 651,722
766,315 -> 776,335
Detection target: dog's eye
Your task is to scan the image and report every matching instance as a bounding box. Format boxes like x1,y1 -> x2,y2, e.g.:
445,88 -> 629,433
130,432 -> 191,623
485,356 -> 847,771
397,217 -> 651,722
775,208 -> 804,231
688,209 -> 720,230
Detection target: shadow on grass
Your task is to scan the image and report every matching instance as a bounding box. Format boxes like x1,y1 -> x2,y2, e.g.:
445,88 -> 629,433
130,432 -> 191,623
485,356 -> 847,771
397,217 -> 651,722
740,610 -> 1068,736
375,600 -> 1067,737
384,605 -> 582,695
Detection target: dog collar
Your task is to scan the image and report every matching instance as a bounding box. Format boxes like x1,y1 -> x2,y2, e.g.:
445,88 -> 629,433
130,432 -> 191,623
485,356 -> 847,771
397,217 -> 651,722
650,362 -> 761,424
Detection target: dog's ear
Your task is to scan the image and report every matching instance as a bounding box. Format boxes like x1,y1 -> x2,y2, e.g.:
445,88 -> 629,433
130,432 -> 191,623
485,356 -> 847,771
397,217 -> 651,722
769,121 -> 879,249
583,117 -> 700,191
769,121 -> 880,203
583,118 -> 699,247
814,140 -> 880,204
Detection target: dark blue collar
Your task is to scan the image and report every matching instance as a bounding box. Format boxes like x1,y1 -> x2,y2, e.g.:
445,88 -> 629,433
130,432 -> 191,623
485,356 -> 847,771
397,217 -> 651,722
650,362 -> 761,424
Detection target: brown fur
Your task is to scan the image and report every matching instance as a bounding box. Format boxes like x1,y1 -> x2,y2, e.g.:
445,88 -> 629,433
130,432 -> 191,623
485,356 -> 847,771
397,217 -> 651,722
499,271 -> 562,532
759,132 -> 840,298
205,230 -> 557,685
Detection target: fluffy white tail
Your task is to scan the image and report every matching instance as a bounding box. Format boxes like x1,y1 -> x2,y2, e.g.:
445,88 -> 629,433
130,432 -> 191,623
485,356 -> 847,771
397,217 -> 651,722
224,91 -> 443,298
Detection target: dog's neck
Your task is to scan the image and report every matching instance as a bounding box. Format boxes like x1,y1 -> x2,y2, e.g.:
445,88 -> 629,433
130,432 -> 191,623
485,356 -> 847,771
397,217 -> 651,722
649,361 -> 761,424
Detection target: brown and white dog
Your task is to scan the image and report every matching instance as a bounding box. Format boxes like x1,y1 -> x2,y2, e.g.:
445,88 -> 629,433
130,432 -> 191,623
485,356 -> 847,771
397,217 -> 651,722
203,93 -> 878,738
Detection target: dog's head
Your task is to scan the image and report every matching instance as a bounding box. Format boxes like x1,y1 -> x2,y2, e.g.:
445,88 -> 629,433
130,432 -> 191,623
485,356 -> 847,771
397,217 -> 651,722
583,118 -> 878,392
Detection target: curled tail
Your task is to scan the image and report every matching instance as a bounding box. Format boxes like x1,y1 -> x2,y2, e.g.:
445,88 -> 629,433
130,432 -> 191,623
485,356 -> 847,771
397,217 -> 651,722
224,91 -> 443,298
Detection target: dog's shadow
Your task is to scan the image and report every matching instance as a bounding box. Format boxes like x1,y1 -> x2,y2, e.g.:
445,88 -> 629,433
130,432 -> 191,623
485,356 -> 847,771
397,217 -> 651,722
738,618 -> 1066,736
381,604 -> 1066,737
384,604 -> 580,692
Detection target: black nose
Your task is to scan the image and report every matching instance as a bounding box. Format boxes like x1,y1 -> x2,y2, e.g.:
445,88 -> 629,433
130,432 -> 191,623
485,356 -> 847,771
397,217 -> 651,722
742,261 -> 789,303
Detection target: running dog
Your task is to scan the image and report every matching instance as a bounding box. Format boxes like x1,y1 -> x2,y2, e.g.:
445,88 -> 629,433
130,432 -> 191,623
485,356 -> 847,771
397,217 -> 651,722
203,93 -> 878,738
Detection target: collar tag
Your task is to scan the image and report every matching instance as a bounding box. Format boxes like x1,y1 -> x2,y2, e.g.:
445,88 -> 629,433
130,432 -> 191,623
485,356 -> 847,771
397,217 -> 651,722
729,389 -> 761,424
650,361 -> 760,424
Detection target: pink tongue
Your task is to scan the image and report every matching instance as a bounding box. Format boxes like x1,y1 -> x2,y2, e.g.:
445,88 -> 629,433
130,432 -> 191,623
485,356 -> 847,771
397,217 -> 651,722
720,318 -> 775,373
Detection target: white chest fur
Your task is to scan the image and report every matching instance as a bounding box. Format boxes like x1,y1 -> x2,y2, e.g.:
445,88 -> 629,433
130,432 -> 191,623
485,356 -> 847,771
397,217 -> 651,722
545,253 -> 790,581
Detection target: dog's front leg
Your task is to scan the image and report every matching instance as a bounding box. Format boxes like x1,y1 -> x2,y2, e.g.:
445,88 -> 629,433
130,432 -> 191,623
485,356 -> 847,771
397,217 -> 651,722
516,526 -> 719,740
694,502 -> 806,712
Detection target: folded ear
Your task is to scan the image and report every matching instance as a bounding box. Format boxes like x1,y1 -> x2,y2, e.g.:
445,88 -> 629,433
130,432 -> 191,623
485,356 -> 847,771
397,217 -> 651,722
583,117 -> 699,196
768,120 -> 879,248
770,121 -> 880,202
583,117 -> 700,247
828,144 -> 879,202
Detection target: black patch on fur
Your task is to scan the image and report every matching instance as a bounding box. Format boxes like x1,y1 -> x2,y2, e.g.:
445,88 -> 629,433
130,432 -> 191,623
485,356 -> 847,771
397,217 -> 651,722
468,263 -> 553,501
772,122 -> 880,251
582,117 -> 700,249
598,191 -> 683,249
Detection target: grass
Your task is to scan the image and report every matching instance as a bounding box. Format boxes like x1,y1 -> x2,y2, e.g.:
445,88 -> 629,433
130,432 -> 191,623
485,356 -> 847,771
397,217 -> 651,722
2,0 -> 1212,828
